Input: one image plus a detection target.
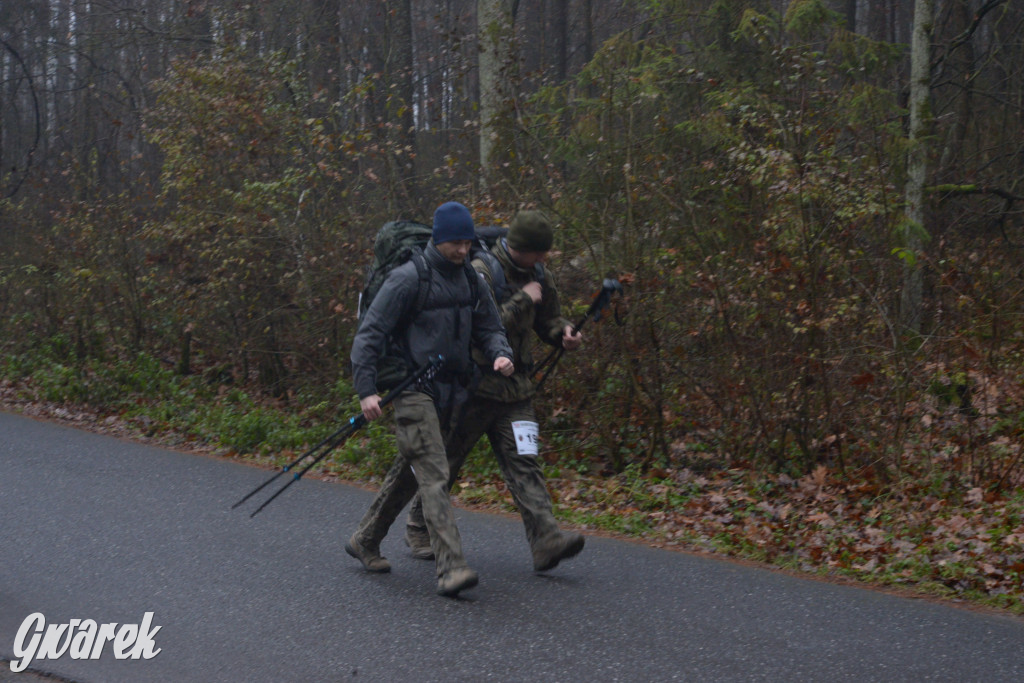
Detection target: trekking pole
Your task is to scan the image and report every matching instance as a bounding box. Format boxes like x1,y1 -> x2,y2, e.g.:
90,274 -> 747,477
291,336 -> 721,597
533,278 -> 623,392
232,355 -> 445,518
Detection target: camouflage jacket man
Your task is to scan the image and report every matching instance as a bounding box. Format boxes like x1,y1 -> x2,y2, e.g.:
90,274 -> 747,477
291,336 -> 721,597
471,240 -> 570,403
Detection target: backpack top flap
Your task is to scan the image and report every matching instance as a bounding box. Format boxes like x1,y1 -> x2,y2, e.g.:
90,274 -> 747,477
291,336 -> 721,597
359,220 -> 433,320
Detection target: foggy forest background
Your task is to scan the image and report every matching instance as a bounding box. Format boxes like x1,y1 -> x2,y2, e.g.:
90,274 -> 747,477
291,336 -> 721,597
3,0 -> 1024,490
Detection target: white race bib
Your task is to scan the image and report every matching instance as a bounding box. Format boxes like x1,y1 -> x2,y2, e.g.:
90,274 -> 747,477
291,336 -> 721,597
511,421 -> 539,456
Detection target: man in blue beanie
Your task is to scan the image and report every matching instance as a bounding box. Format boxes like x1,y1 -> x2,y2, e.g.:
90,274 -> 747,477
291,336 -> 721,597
347,201 -> 514,597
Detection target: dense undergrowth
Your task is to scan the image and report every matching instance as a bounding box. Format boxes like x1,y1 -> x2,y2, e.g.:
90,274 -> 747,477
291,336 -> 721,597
3,346 -> 1022,615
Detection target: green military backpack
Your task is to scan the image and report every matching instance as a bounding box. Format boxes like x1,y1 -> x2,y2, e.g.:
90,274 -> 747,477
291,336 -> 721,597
357,220 -> 434,322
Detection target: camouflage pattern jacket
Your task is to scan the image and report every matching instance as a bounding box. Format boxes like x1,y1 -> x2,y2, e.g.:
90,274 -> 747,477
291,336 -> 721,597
470,242 -> 570,403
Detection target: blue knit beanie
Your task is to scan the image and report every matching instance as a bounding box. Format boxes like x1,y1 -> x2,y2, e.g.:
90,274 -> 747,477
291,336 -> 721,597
432,202 -> 475,244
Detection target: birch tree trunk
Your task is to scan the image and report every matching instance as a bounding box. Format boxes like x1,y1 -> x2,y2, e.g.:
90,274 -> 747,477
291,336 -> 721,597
900,0 -> 933,334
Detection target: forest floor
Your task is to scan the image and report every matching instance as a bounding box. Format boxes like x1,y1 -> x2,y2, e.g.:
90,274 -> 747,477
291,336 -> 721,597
3,375 -> 1022,616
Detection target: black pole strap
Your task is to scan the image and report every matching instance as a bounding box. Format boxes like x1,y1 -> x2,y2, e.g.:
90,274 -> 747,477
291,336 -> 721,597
232,355 -> 445,517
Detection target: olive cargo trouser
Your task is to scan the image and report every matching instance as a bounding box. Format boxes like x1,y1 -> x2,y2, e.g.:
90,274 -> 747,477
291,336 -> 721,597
358,396 -> 556,553
352,391 -> 468,575
408,398 -> 560,549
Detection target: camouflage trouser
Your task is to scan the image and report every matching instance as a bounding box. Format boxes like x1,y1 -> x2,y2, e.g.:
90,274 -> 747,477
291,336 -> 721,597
408,398 -> 560,549
352,391 -> 468,575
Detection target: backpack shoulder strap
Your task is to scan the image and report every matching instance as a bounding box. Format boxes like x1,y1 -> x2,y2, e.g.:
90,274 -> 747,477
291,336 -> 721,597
463,261 -> 482,308
476,250 -> 508,303
410,250 -> 431,314
388,249 -> 431,334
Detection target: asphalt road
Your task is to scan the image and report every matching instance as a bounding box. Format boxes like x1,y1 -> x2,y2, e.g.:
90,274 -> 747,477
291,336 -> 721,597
2,410 -> 1023,682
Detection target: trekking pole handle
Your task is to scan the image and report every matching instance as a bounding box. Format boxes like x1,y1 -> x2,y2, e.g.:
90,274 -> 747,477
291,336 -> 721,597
575,279 -> 623,332
381,354 -> 445,404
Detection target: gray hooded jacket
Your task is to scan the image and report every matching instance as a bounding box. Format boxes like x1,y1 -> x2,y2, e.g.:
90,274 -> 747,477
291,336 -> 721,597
351,242 -> 512,399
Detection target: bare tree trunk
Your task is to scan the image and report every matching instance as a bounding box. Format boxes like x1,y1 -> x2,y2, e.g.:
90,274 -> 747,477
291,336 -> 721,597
477,0 -> 517,190
937,0 -> 974,179
553,0 -> 568,82
844,0 -> 858,32
583,0 -> 594,65
900,0 -> 934,334
389,0 -> 415,196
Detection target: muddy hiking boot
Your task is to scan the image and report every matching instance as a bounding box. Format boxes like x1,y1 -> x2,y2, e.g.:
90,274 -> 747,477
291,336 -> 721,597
436,566 -> 479,597
345,534 -> 391,573
404,523 -> 435,560
532,532 -> 585,572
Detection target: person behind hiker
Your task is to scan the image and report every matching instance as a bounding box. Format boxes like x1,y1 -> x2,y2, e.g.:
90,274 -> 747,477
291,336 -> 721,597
365,209 -> 586,573
346,201 -> 514,598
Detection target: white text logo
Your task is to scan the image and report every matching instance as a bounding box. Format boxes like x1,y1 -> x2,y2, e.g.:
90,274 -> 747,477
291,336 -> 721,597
10,612 -> 162,673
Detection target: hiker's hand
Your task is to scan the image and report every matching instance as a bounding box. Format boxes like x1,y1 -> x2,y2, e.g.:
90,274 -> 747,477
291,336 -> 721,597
522,281 -> 543,304
494,357 -> 515,377
562,325 -> 582,351
360,395 -> 383,421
